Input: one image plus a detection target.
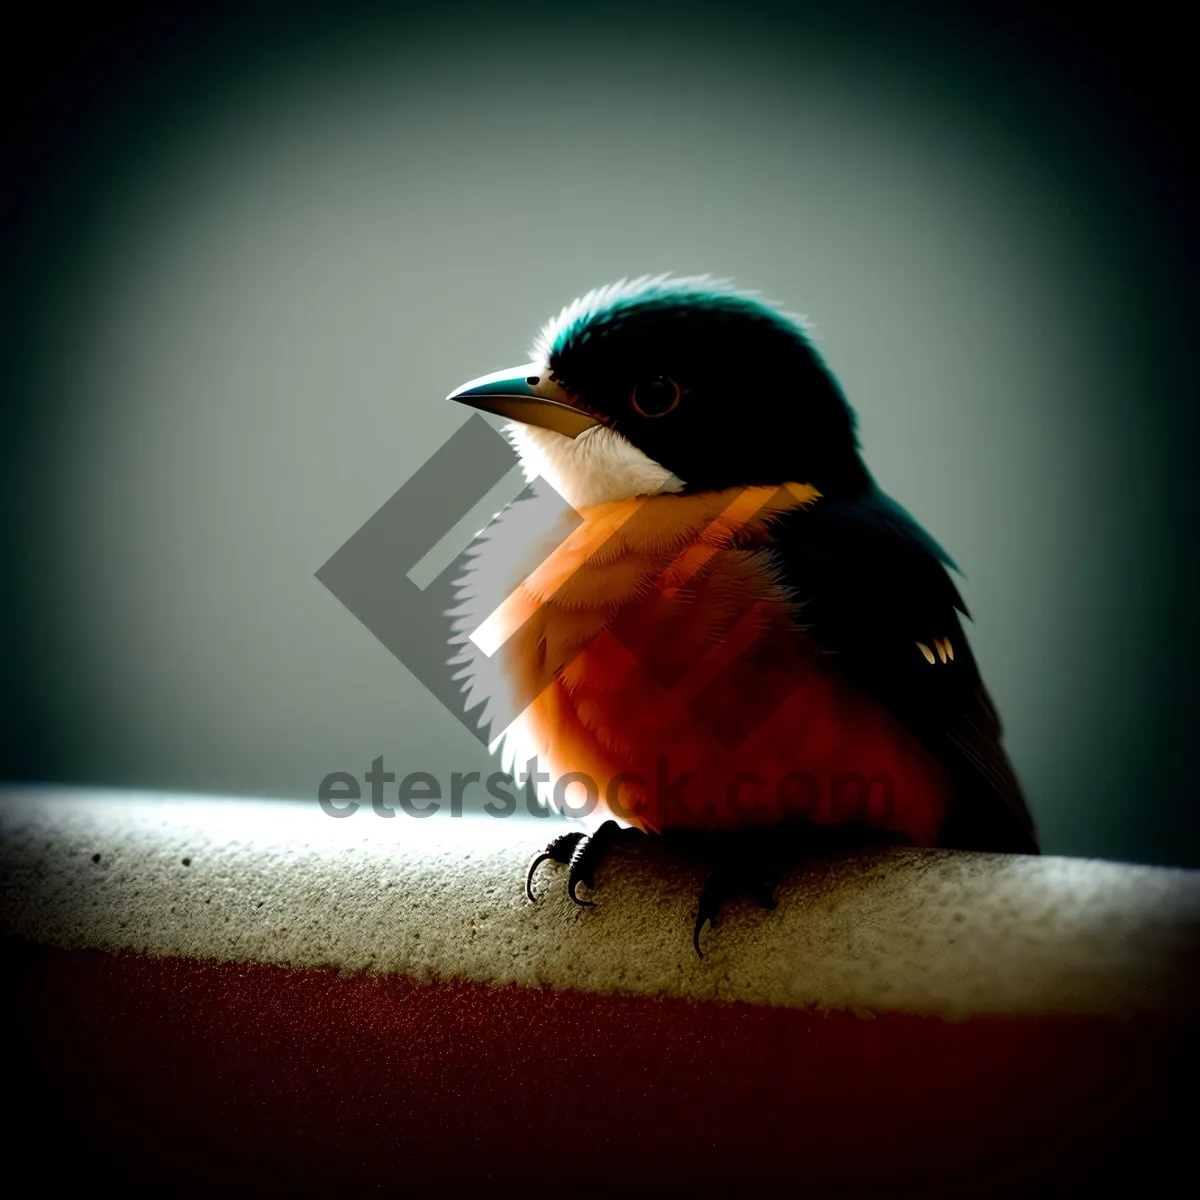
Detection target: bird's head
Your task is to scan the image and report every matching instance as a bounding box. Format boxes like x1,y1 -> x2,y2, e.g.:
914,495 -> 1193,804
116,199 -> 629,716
448,276 -> 868,509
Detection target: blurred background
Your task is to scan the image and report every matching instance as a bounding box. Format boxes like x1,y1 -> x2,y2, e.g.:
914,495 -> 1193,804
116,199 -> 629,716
2,1 -> 1196,864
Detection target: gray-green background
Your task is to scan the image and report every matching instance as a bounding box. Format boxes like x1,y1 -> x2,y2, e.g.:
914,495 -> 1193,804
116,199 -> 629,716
3,2 -> 1196,864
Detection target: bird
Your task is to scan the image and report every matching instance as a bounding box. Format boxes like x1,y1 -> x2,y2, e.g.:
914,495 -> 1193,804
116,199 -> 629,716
446,275 -> 1038,951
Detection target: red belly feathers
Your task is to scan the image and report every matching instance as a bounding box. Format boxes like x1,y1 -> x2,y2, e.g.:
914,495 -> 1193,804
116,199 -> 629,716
487,484 -> 950,843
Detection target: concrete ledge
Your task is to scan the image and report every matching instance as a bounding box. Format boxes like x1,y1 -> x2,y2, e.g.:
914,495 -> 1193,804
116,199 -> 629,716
2,787 -> 1197,1194
3,787 -> 1198,1017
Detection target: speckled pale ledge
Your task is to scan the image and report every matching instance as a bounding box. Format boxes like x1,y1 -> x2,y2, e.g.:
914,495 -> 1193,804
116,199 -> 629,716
2,787 -> 1197,1020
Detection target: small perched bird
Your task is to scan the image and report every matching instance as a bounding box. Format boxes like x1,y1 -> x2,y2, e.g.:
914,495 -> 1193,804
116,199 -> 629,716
448,276 -> 1038,950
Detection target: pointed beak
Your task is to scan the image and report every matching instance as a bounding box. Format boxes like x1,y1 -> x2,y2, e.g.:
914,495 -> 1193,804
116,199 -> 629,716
446,363 -> 600,439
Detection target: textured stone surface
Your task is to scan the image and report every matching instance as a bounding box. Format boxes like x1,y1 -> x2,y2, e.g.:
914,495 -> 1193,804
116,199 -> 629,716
2,786 -> 1198,1018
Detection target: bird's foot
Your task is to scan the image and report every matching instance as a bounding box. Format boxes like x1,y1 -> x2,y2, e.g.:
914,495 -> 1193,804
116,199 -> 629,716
525,820 -> 645,906
688,829 -> 788,956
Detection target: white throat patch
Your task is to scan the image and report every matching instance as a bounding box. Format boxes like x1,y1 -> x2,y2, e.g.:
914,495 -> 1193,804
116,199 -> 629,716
505,421 -> 685,509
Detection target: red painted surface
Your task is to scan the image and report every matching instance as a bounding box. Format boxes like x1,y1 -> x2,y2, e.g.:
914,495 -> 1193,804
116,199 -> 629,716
3,944 -> 1191,1195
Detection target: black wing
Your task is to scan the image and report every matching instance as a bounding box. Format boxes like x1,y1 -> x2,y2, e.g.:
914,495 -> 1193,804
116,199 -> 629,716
768,485 -> 1039,853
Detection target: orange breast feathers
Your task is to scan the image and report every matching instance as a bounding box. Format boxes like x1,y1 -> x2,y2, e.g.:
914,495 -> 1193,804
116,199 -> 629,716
485,483 -> 950,843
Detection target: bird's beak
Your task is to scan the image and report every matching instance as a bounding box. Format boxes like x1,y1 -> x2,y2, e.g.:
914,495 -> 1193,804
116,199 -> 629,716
446,363 -> 600,439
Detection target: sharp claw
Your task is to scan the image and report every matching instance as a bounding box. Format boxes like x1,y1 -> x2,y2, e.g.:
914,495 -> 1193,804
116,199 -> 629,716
525,852 -> 553,902
693,901 -> 718,956
567,876 -> 596,907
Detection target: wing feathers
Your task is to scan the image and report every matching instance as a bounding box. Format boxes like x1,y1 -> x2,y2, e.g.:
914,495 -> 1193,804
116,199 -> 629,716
769,488 -> 1039,854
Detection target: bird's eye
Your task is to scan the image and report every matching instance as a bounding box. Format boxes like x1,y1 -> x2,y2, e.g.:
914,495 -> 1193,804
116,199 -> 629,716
631,376 -> 681,418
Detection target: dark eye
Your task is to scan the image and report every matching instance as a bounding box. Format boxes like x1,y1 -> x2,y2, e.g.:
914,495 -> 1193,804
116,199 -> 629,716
631,376 -> 681,418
